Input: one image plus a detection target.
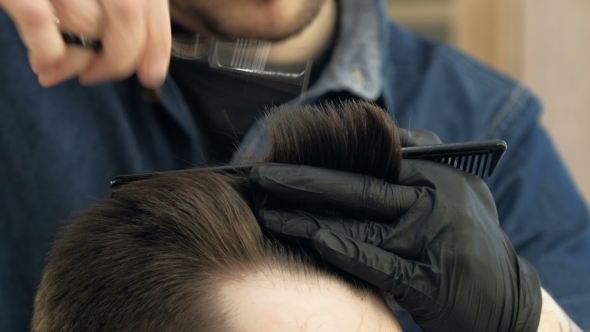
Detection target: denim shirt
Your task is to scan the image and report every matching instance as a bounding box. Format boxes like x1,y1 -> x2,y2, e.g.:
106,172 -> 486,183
1,0 -> 589,331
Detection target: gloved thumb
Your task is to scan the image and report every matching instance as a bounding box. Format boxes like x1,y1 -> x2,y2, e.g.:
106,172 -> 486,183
310,229 -> 415,298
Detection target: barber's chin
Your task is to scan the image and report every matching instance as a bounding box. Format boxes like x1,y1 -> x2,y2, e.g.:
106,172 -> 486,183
170,0 -> 326,42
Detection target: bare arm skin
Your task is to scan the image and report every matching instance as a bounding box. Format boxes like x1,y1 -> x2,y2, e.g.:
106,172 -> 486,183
539,288 -> 583,332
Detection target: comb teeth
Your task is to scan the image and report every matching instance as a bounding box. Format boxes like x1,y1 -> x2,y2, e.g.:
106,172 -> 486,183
433,153 -> 494,177
228,39 -> 272,73
402,139 -> 507,178
110,140 -> 508,189
170,34 -> 312,95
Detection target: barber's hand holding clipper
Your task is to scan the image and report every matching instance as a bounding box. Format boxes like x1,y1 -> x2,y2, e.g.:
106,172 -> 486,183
0,0 -> 170,87
251,130 -> 544,332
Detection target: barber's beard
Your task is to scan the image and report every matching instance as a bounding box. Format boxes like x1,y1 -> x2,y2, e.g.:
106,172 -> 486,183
174,0 -> 326,42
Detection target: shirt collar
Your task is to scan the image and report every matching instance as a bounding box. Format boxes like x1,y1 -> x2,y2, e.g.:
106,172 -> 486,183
302,0 -> 384,103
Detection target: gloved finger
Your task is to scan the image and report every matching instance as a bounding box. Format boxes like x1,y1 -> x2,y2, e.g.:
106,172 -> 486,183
79,0 -> 146,84
398,128 -> 442,147
260,209 -> 429,259
2,0 -> 65,71
259,209 -> 389,243
135,0 -> 171,88
251,163 -> 421,222
311,229 -> 415,297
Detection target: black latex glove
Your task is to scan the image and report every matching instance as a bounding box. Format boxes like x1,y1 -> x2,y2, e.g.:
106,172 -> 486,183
250,159 -> 542,332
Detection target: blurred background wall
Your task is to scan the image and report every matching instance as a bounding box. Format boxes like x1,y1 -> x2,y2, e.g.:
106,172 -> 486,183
388,0 -> 590,203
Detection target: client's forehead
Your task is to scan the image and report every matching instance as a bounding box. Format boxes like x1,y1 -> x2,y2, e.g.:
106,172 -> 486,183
218,270 -> 401,332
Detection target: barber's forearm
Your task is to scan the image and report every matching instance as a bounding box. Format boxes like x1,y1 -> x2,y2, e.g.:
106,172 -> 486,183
538,288 -> 582,332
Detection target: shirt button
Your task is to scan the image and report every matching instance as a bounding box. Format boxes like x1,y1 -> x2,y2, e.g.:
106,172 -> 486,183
353,69 -> 365,88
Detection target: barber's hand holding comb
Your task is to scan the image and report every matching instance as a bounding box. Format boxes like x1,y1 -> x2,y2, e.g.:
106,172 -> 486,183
250,130 -> 543,332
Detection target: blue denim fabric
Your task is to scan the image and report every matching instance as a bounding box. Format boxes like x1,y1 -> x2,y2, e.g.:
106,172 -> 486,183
1,1 -> 589,331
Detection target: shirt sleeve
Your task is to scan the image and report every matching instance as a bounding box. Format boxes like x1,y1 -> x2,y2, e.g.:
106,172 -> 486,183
485,89 -> 590,329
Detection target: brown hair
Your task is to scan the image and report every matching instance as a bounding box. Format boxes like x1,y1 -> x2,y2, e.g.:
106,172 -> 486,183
32,101 -> 402,331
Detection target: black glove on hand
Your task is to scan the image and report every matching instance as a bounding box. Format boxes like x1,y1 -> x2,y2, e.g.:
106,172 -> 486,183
250,160 -> 542,332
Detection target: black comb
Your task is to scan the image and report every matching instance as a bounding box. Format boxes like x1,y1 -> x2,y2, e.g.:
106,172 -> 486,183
110,139 -> 507,189
402,139 -> 506,178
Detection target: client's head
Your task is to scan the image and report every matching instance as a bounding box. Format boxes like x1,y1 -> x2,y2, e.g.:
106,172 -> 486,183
32,101 -> 403,332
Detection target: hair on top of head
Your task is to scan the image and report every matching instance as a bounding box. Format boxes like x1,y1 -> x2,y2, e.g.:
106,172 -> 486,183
261,100 -> 402,183
32,101 -> 403,332
33,173 -> 263,332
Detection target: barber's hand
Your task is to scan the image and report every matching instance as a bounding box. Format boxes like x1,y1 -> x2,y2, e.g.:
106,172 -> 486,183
251,160 -> 543,332
0,0 -> 171,87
